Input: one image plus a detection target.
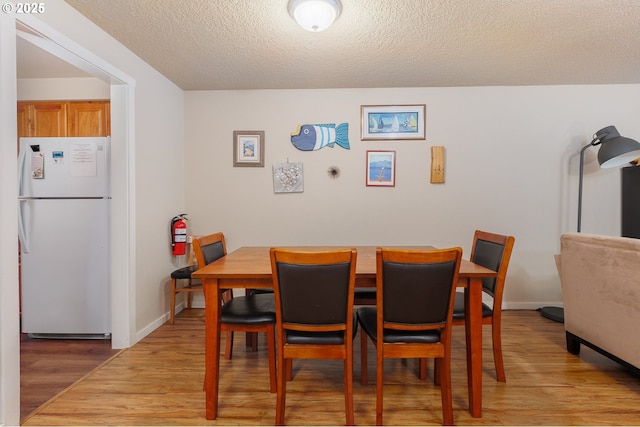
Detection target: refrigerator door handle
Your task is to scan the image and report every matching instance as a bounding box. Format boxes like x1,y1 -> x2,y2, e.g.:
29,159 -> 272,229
17,144 -> 27,197
18,199 -> 30,253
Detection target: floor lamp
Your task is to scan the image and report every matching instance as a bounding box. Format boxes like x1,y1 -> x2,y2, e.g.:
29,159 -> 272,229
541,126 -> 640,323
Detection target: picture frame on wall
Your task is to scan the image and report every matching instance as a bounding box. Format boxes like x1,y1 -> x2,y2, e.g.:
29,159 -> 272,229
233,130 -> 265,167
273,162 -> 304,193
361,104 -> 426,140
366,150 -> 396,187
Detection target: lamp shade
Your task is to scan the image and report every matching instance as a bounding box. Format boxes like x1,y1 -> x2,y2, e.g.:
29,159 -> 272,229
593,126 -> 640,168
288,0 -> 342,32
577,125 -> 640,233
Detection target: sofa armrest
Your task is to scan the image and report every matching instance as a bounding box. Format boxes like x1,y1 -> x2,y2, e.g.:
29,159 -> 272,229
560,232 -> 640,370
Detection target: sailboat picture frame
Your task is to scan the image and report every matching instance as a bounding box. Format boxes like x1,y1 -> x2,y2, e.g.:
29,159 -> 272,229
361,104 -> 426,140
366,150 -> 396,187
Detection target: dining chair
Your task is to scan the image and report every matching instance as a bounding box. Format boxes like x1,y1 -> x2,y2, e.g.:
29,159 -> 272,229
357,247 -> 462,426
193,232 -> 277,393
169,238 -> 212,325
269,247 -> 358,426
170,237 -> 250,357
450,230 -> 515,383
169,264 -> 200,325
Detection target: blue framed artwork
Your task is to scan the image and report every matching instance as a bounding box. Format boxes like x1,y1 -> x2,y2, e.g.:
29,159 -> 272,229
233,130 -> 264,167
361,104 -> 426,140
366,150 -> 395,187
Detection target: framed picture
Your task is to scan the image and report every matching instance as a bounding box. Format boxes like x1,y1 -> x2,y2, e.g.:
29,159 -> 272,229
233,130 -> 264,167
366,150 -> 396,187
361,104 -> 426,140
273,162 -> 304,193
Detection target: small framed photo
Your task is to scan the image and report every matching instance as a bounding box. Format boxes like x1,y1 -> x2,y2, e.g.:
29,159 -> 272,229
361,104 -> 426,140
366,150 -> 396,187
233,131 -> 264,167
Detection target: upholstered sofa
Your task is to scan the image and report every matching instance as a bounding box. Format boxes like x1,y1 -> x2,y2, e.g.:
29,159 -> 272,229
558,232 -> 640,374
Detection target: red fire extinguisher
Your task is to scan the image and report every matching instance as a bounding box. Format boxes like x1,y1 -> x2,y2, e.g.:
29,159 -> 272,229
170,214 -> 188,256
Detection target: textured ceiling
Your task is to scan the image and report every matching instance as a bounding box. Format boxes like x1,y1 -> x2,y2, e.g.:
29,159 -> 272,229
61,0 -> 640,90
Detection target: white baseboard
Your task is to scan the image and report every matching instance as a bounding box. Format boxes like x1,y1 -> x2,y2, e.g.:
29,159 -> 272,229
135,301 -> 187,344
503,302 -> 563,310
134,299 -> 562,346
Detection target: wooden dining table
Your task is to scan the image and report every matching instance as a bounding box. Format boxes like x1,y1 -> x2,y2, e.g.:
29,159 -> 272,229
192,246 -> 497,420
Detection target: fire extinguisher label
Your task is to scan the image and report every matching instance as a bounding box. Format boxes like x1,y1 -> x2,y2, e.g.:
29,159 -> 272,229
174,229 -> 187,234
175,235 -> 187,242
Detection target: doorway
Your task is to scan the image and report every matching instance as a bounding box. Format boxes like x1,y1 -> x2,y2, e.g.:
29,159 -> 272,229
15,14 -> 135,348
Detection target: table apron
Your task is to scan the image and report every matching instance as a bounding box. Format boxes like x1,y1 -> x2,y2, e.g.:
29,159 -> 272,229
210,276 -> 468,289
211,276 -> 379,289
218,278 -> 270,288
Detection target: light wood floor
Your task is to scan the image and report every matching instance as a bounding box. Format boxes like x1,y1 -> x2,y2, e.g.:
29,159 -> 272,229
21,309 -> 640,426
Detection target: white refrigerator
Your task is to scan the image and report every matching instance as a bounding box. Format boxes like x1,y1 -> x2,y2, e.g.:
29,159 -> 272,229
18,137 -> 111,338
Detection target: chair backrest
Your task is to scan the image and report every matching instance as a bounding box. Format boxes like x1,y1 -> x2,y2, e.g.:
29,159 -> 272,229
270,248 -> 357,332
469,230 -> 515,299
377,247 -> 462,330
193,232 -> 227,268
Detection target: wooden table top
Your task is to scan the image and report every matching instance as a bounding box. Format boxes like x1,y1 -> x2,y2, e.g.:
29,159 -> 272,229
192,246 -> 497,280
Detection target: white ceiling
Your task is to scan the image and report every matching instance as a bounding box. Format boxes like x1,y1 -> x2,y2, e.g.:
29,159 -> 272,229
19,0 -> 640,90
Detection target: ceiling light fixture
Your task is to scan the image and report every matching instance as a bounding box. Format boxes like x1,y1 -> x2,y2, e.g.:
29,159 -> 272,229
288,0 -> 342,32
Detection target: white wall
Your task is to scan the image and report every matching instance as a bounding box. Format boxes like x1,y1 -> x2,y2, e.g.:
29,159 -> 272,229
18,76 -> 109,100
184,85 -> 640,309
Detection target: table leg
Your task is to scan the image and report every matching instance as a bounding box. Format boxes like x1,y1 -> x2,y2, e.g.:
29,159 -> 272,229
204,279 -> 222,420
464,277 -> 482,418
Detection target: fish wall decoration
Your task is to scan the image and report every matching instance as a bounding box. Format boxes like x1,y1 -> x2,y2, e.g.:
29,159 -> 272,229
290,123 -> 349,151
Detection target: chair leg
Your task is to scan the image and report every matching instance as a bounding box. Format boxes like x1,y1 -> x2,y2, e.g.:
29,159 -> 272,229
375,349 -> 384,426
344,352 -> 355,426
492,318 -> 506,382
225,331 -> 234,359
419,358 -> 427,381
286,359 -> 293,381
267,326 -> 277,393
434,358 -> 441,385
169,279 -> 177,325
360,329 -> 368,385
220,290 -> 236,359
250,332 -> 258,351
276,354 -> 287,425
438,355 -> 454,426
186,280 -> 193,309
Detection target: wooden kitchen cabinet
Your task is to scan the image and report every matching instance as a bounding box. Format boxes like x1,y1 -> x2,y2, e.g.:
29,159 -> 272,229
17,101 -> 68,137
17,100 -> 110,138
67,101 -> 110,137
